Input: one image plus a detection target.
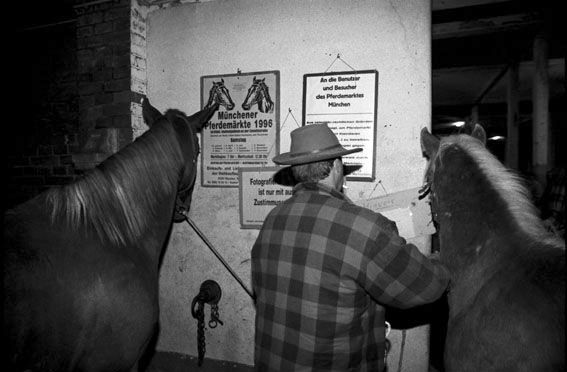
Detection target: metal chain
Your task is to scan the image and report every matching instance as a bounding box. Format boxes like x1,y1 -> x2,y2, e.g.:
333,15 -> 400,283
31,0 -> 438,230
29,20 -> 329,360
195,301 -> 206,366
209,304 -> 223,328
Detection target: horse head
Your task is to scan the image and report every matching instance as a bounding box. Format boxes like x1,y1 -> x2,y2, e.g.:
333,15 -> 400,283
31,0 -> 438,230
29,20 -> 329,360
242,77 -> 274,113
420,124 -> 486,204
420,125 -> 488,270
206,79 -> 235,111
143,97 -> 218,221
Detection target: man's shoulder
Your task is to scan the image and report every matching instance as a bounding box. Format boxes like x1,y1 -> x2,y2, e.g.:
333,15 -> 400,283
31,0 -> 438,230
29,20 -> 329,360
333,198 -> 398,231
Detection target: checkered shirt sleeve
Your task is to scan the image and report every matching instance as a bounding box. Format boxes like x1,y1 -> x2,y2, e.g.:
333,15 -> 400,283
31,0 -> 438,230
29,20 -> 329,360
251,183 -> 450,371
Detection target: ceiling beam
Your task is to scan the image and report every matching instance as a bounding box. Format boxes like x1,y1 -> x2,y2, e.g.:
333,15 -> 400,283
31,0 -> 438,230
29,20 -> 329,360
433,12 -> 541,39
432,0 -> 512,11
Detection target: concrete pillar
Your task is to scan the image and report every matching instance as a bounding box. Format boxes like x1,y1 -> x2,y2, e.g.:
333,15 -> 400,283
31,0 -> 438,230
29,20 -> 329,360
532,33 -> 550,185
506,62 -> 520,170
73,0 -> 147,169
130,0 -> 149,139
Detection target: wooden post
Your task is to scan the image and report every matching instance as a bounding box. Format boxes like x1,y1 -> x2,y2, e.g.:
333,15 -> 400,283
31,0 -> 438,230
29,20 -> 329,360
532,33 -> 550,187
506,62 -> 520,170
470,105 -> 479,129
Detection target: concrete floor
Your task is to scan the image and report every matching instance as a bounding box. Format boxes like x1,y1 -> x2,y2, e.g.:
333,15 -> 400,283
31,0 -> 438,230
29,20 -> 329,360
143,351 -> 253,372
143,351 -> 443,372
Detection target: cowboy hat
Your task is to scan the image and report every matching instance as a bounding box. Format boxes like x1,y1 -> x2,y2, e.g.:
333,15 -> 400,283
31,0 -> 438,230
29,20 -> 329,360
273,163 -> 362,186
272,123 -> 362,165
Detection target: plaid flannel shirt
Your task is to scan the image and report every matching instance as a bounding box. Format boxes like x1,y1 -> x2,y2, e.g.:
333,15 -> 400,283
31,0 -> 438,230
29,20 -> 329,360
252,182 -> 450,372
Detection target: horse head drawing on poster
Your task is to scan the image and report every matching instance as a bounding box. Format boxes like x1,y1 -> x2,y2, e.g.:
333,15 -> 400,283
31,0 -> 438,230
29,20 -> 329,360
242,77 -> 274,113
205,79 -> 235,111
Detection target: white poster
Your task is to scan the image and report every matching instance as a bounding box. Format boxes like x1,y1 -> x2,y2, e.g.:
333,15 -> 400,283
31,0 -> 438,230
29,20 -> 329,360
239,167 -> 293,229
303,70 -> 377,181
201,71 -> 280,187
357,187 -> 436,239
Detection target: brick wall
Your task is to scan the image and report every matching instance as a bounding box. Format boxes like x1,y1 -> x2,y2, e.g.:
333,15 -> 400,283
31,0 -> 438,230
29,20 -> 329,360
6,135 -> 83,209
6,20 -> 80,209
75,0 -> 140,152
5,0 -> 148,210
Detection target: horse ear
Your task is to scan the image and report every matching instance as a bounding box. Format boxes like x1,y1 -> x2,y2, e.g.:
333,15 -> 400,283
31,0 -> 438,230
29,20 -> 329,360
186,103 -> 219,131
142,97 -> 163,127
471,124 -> 487,146
420,127 -> 440,158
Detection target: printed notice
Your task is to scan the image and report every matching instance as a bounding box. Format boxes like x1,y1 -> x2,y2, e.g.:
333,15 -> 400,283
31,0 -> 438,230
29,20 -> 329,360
357,187 -> 436,239
201,71 -> 280,187
239,167 -> 293,229
303,70 -> 377,181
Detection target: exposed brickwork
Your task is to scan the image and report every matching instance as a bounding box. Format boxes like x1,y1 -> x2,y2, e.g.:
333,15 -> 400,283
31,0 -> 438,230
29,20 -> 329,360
75,0 -> 135,149
6,18 -> 80,209
130,0 -> 149,138
6,134 -> 83,208
6,0 -> 149,209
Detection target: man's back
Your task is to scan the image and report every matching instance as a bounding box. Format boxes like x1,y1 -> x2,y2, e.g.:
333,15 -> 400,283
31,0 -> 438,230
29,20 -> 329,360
253,183 -> 396,371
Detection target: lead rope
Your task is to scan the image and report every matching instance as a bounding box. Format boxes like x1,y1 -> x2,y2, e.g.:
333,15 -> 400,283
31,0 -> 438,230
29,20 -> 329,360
385,321 -> 391,366
180,214 -> 256,301
397,330 -> 407,372
384,322 -> 406,372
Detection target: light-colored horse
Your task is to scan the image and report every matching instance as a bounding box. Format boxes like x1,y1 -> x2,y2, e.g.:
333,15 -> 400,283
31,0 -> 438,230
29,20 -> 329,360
420,125 -> 565,372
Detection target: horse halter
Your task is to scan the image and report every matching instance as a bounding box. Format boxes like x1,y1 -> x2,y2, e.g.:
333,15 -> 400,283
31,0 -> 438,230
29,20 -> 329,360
419,161 -> 434,200
418,183 -> 431,200
174,123 -> 200,222
175,165 -> 197,220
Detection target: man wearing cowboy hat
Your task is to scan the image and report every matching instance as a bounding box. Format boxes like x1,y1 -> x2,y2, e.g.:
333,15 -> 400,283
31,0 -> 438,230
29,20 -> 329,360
251,123 -> 449,372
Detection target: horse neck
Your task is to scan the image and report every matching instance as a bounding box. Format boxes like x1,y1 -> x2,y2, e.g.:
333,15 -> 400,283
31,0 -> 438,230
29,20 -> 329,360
435,150 -> 514,273
47,123 -> 184,265
435,165 -> 513,314
435,140 -> 554,276
259,86 -> 272,109
258,96 -> 267,111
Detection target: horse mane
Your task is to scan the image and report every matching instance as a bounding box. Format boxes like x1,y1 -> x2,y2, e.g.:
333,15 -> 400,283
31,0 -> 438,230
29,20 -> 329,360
440,135 -> 562,247
260,80 -> 272,99
206,83 -> 218,107
46,119 -> 183,246
258,80 -> 273,105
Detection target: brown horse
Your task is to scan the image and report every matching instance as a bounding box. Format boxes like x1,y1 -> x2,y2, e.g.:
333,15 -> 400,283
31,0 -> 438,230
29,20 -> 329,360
3,99 -> 217,372
420,125 -> 565,372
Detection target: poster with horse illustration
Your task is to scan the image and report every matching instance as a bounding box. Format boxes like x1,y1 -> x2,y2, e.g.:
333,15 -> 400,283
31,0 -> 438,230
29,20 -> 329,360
200,71 -> 280,187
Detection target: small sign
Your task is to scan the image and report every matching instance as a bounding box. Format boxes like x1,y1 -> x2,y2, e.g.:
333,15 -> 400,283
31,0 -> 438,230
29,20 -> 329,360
303,70 -> 378,181
239,167 -> 293,229
357,187 -> 436,239
201,71 -> 280,187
